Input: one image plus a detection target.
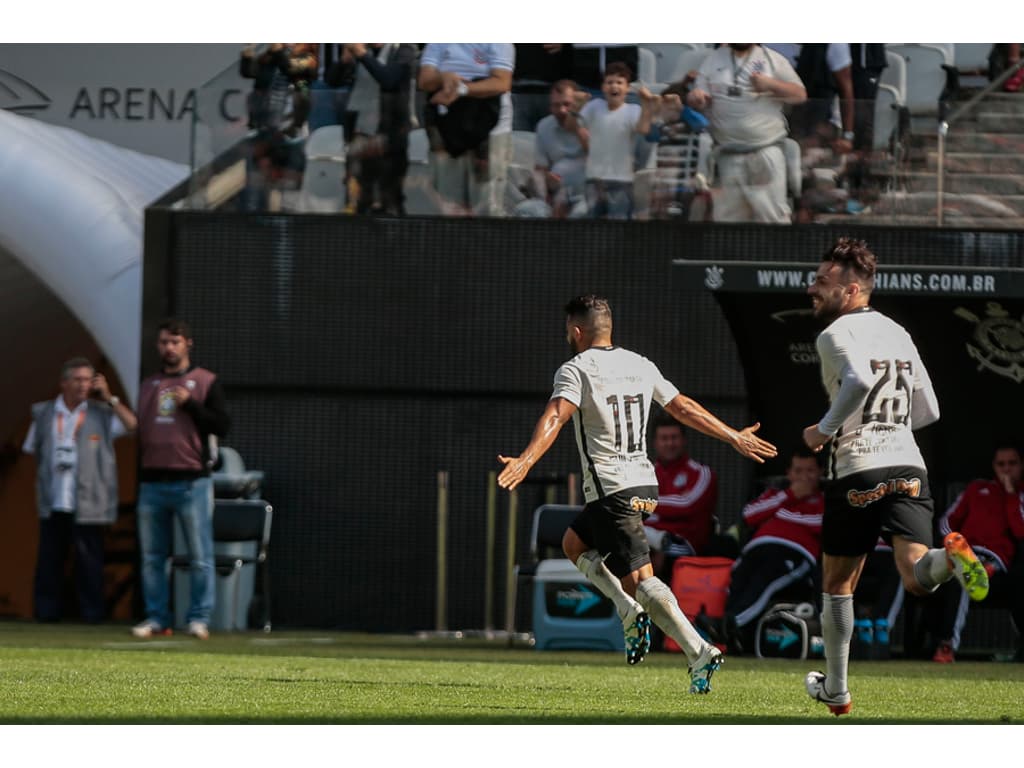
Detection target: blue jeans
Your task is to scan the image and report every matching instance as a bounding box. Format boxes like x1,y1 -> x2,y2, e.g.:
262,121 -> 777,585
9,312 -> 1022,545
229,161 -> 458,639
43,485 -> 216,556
585,179 -> 634,220
137,477 -> 214,627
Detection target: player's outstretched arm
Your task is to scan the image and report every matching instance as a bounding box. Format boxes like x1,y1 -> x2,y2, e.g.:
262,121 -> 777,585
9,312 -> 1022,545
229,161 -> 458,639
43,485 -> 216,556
665,394 -> 777,463
498,397 -> 578,491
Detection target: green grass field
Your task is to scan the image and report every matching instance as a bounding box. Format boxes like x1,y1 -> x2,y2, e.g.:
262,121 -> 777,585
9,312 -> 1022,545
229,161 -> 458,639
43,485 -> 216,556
0,622 -> 1021,725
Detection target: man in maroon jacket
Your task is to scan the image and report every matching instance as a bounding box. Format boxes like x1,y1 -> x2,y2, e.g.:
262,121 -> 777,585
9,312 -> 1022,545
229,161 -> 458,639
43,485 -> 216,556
131,318 -> 230,640
931,443 -> 1024,663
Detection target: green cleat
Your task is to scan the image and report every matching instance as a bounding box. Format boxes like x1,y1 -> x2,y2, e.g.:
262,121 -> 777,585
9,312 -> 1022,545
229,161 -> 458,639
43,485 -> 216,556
944,532 -> 990,602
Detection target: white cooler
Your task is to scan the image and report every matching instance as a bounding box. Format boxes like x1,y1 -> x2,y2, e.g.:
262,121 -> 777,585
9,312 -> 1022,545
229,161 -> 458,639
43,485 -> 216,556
531,558 -> 624,652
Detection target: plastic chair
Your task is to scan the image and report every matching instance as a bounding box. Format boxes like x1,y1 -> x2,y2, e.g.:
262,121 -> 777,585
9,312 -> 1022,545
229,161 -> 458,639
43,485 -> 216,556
298,125 -> 346,212
168,499 -> 274,632
211,445 -> 265,499
304,124 -> 346,160
402,127 -> 442,215
636,47 -> 658,85
645,43 -> 704,83
508,504 -> 581,631
875,51 -> 910,151
665,48 -> 712,85
887,44 -> 955,117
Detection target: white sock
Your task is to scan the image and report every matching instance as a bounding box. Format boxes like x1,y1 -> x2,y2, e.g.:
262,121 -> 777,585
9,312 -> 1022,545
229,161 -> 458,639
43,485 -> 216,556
822,593 -> 853,696
636,576 -> 706,661
913,548 -> 952,592
574,550 -> 642,623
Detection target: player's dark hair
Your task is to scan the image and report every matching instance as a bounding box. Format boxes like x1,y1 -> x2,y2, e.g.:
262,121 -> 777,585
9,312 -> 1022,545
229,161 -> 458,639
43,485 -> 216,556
790,445 -> 821,466
60,357 -> 94,380
992,441 -> 1022,459
823,237 -> 876,289
550,79 -> 577,95
651,410 -> 685,435
604,61 -> 633,82
565,294 -> 612,335
158,317 -> 193,340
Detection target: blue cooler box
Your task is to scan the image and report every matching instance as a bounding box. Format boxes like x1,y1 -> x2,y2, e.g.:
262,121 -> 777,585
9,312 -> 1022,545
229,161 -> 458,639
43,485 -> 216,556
532,559 -> 624,651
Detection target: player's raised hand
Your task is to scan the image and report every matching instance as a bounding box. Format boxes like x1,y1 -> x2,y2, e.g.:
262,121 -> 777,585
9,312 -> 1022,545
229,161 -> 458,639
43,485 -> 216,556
802,424 -> 830,453
731,422 -> 778,463
497,454 -> 530,491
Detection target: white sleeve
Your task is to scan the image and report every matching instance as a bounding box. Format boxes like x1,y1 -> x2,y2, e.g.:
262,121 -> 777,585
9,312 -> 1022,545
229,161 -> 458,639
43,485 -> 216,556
487,43 -> 515,73
767,47 -> 804,87
110,411 -> 128,440
579,99 -> 598,126
22,422 -> 37,454
649,360 -> 680,406
816,329 -> 872,436
910,347 -> 940,429
534,130 -> 549,169
826,44 -> 852,72
551,362 -> 583,407
419,44 -> 441,70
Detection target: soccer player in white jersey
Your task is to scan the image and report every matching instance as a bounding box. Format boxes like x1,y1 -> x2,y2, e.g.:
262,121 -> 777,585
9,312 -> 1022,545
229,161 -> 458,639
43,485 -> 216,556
497,294 -> 777,692
803,238 -> 990,716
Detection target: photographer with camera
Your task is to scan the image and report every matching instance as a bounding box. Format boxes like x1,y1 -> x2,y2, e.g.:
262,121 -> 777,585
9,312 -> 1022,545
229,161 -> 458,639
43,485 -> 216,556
22,358 -> 136,623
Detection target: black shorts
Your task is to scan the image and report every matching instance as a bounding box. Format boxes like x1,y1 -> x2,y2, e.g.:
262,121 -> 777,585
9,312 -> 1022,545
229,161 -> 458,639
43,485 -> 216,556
822,466 -> 935,557
570,486 -> 657,578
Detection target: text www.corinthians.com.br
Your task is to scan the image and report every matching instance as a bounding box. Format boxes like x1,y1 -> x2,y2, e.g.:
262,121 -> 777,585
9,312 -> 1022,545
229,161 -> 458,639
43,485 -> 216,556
756,269 -> 997,294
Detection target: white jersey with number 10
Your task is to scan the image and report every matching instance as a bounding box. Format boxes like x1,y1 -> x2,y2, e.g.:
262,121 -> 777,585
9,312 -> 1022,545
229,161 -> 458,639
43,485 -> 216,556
551,346 -> 680,503
815,308 -> 940,479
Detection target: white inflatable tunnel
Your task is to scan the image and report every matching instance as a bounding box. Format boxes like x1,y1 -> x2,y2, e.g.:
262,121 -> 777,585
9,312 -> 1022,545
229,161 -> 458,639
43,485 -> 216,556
0,110 -> 188,405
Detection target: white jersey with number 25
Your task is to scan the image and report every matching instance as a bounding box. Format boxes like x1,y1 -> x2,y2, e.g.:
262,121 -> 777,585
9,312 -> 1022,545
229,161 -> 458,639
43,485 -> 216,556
815,308 -> 940,479
552,346 -> 680,503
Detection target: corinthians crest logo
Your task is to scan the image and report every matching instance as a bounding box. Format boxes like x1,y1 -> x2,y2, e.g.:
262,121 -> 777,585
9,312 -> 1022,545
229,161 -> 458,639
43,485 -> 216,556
704,265 -> 724,290
955,302 -> 1024,383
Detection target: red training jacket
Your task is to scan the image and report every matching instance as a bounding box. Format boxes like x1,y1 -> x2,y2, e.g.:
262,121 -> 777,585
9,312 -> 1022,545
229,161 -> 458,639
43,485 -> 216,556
741,487 -> 824,564
646,455 -> 717,554
939,479 -> 1024,571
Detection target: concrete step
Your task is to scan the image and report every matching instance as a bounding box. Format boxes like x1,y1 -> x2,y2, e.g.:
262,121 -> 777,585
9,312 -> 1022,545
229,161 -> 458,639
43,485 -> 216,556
915,132 -> 1024,153
976,112 -> 1024,132
970,93 -> 1024,114
899,171 -> 1024,194
867,190 -> 1024,216
814,211 -> 1024,228
926,152 -> 1024,173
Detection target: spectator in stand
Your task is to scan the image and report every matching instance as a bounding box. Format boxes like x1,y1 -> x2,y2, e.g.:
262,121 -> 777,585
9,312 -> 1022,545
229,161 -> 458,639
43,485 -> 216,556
930,443 -> 1024,663
992,43 -> 1024,92
534,79 -> 588,217
721,447 -> 824,654
643,414 -> 717,579
841,44 -> 889,212
571,44 -> 639,94
851,537 -> 904,660
512,44 -> 574,131
239,44 -> 319,208
686,44 -> 806,223
576,61 -> 657,219
417,44 -> 515,216
766,44 -> 855,154
343,43 -> 419,216
848,44 -> 888,151
22,358 -> 137,623
307,44 -> 349,131
768,43 -> 856,221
